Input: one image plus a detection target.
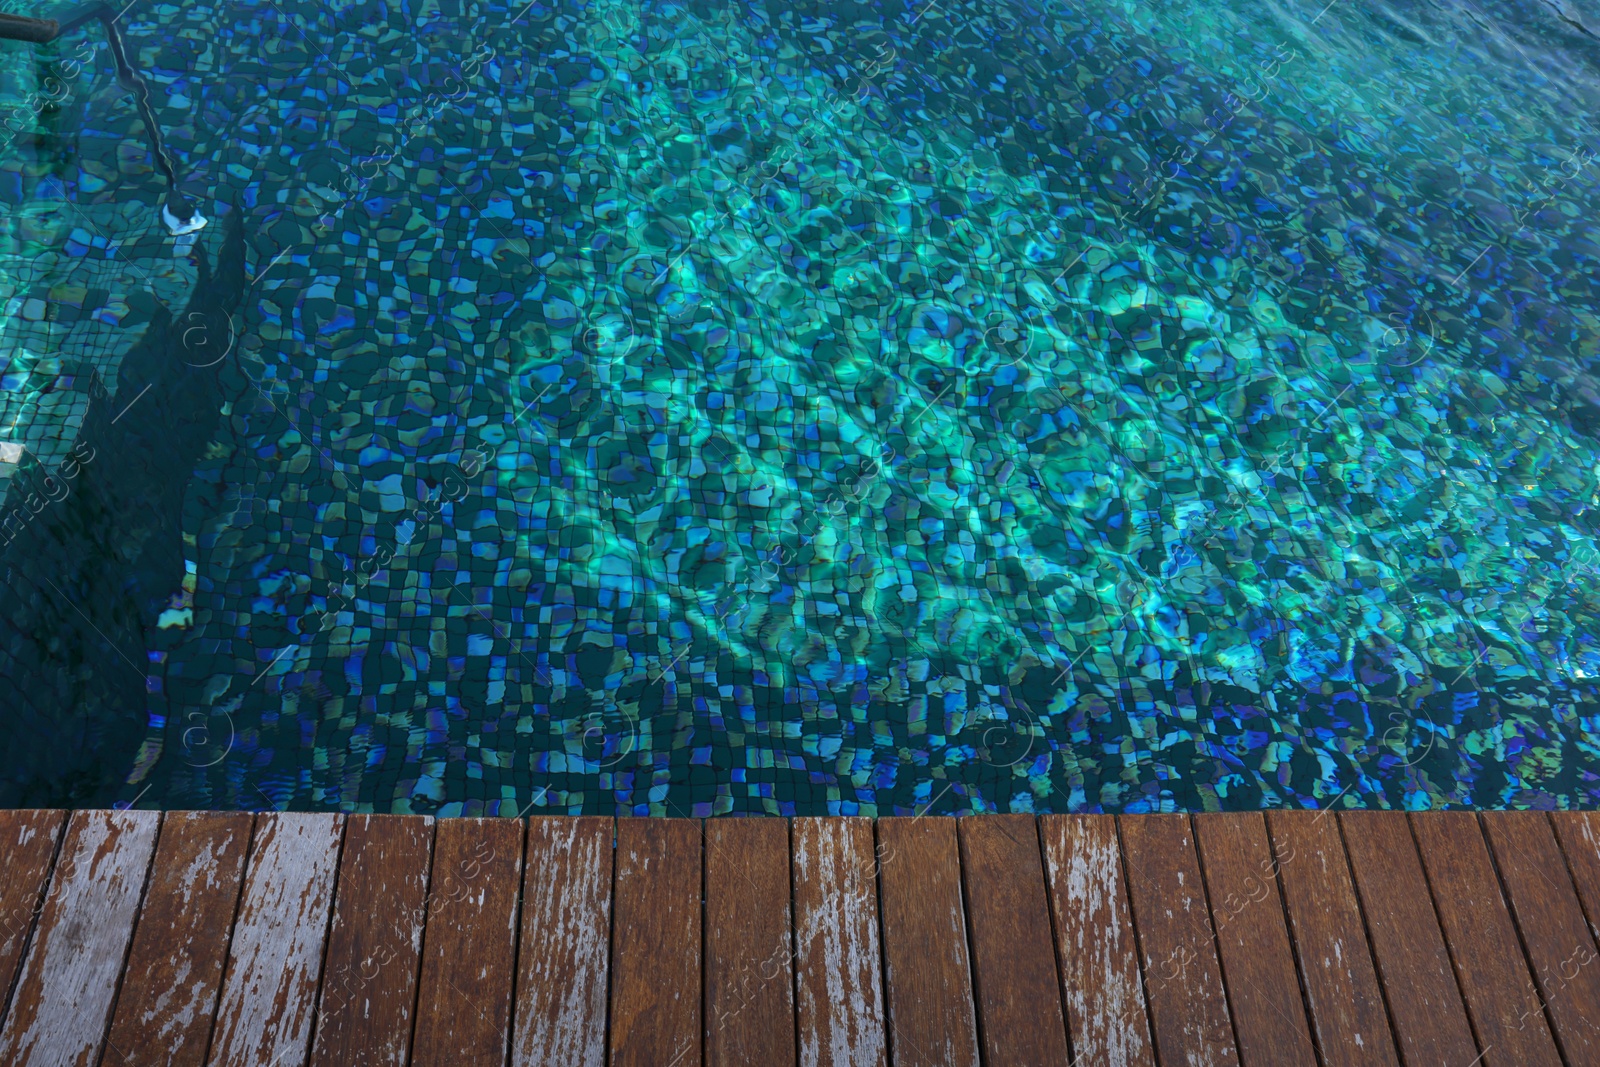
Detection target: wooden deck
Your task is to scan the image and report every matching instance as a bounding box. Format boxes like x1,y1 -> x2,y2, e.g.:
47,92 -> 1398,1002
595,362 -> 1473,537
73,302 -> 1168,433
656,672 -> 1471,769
0,810 -> 1597,1066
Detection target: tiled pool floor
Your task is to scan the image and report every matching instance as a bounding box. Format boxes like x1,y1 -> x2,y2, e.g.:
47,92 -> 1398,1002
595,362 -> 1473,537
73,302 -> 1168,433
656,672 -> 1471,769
9,0 -> 1600,813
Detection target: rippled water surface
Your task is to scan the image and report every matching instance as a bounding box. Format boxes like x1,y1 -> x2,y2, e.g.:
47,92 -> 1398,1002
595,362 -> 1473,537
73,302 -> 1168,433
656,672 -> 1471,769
8,0 -> 1600,813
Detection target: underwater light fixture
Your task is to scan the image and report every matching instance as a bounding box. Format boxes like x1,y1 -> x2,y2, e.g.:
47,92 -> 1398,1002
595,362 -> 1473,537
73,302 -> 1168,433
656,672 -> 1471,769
0,3 -> 205,235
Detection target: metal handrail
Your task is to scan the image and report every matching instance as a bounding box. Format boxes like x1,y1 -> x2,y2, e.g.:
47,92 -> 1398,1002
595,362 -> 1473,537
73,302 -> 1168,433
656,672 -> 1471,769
0,4 -> 203,234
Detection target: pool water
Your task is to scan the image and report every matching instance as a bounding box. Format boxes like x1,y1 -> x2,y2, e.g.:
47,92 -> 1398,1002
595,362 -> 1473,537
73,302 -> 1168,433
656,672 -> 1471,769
7,0 -> 1600,814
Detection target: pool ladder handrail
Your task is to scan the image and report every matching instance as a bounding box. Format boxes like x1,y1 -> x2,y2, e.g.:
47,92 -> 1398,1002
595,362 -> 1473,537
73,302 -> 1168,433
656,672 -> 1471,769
0,4 -> 201,233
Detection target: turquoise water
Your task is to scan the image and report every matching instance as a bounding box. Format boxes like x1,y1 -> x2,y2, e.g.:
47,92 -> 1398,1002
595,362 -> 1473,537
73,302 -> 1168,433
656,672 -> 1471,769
6,0 -> 1600,813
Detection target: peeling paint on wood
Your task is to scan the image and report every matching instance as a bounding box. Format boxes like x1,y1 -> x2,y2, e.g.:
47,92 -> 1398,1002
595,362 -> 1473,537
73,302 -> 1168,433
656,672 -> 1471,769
0,808 -> 160,1067
1039,814 -> 1155,1067
792,817 -> 886,1067
0,809 -> 66,1021
103,811 -> 253,1067
206,812 -> 344,1067
513,816 -> 612,1067
310,814 -> 432,1067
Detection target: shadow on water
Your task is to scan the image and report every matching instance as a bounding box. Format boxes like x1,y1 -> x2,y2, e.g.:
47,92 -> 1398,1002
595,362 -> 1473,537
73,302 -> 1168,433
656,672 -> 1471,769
0,207 -> 245,807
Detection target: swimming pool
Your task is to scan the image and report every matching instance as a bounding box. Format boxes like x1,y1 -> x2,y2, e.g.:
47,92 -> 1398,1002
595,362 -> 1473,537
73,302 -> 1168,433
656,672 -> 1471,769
3,0 -> 1600,815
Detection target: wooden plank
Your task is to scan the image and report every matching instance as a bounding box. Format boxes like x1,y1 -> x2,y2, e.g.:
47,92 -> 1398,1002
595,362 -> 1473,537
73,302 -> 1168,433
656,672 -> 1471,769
0,810 -> 66,1020
705,818 -> 795,1067
610,818 -> 702,1067
1482,812 -> 1600,1065
511,816 -> 613,1067
1339,812 -> 1478,1066
207,811 -> 345,1067
1118,814 -> 1239,1067
1552,811 -> 1600,940
309,814 -> 433,1067
791,816 -> 887,1067
1192,813 -> 1317,1067
409,817 -> 524,1067
102,811 -> 253,1067
956,814 -> 1069,1066
1039,814 -> 1155,1067
875,816 -> 979,1067
0,808 -> 160,1067
1263,811 -> 1399,1067
1410,812 -> 1562,1067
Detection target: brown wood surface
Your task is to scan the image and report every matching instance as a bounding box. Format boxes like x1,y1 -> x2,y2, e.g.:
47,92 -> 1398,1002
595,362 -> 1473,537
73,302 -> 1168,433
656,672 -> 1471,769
1552,811 -> 1600,946
102,811 -> 252,1067
409,817 -> 523,1067
705,817 -> 795,1067
1193,812 -> 1317,1067
512,816 -> 614,1067
1039,814 -> 1155,1067
791,816 -> 887,1067
1339,811 -> 1479,1067
1410,812 -> 1562,1067
207,811 -> 345,1067
1263,811 -> 1399,1067
876,816 -> 979,1067
1118,814 -> 1239,1067
1482,811 -> 1600,1066
610,817 -> 702,1067
956,814 -> 1069,1067
0,810 -> 66,1023
0,809 -> 161,1067
309,814 -> 433,1067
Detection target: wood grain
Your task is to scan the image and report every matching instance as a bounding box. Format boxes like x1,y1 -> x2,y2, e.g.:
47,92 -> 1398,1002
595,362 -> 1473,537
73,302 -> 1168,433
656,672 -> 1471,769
1118,814 -> 1239,1067
791,816 -> 887,1067
1339,811 -> 1478,1067
705,818 -> 795,1067
102,811 -> 252,1067
875,816 -> 979,1067
0,810 -> 66,1021
309,814 -> 433,1067
207,812 -> 345,1067
1263,811 -> 1399,1067
1482,812 -> 1600,1066
1039,814 -> 1155,1067
512,816 -> 613,1067
610,817 -> 702,1067
1192,812 -> 1317,1067
1410,812 -> 1562,1067
1551,811 -> 1600,942
409,817 -> 523,1067
0,808 -> 160,1067
957,814 -> 1069,1067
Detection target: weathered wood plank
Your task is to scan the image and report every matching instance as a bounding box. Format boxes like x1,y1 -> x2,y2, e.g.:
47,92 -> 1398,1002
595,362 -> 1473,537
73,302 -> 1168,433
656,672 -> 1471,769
1118,814 -> 1239,1067
409,817 -> 523,1067
308,814 -> 433,1067
1038,814 -> 1155,1067
0,808 -> 160,1067
875,816 -> 979,1067
1339,812 -> 1478,1066
705,817 -> 795,1067
511,816 -> 612,1067
206,812 -> 345,1067
1551,811 -> 1600,941
610,818 -> 702,1067
1410,812 -> 1562,1067
1192,812 -> 1317,1067
0,810 -> 66,1023
791,816 -> 887,1067
957,814 -> 1069,1067
103,811 -> 253,1067
1482,812 -> 1600,1065
1263,811 -> 1399,1067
